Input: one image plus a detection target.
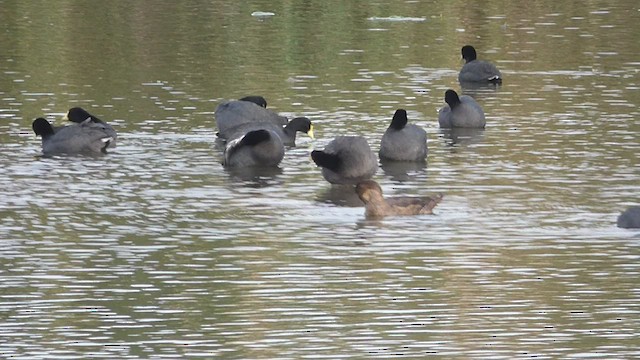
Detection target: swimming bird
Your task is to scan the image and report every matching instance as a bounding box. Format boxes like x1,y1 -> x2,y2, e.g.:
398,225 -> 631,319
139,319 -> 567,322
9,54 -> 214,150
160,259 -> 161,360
219,116 -> 314,147
438,89 -> 486,128
311,136 -> 377,184
379,109 -> 427,162
355,180 -> 443,219
32,117 -> 114,155
222,129 -> 285,167
215,98 -> 288,139
617,206 -> 640,228
63,107 -> 118,146
458,45 -> 502,84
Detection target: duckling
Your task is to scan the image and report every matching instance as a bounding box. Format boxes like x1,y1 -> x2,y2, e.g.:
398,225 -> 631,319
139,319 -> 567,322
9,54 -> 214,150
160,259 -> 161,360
311,136 -> 377,184
222,129 -> 285,167
63,107 -> 118,147
355,180 -> 443,219
438,89 -> 486,128
458,45 -> 502,84
617,206 -> 640,228
32,117 -> 114,155
215,98 -> 288,138
379,109 -> 427,162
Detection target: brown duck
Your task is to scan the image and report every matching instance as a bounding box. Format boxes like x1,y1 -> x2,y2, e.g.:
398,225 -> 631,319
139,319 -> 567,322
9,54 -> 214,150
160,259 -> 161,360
355,180 -> 443,219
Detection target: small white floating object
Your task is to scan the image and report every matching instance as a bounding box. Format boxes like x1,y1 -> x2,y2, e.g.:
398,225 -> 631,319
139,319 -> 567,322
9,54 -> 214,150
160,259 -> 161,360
367,16 -> 426,22
251,11 -> 275,17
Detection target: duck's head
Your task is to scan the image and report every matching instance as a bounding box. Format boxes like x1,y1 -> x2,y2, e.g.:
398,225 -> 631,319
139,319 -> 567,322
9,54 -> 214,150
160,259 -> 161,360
355,180 -> 383,203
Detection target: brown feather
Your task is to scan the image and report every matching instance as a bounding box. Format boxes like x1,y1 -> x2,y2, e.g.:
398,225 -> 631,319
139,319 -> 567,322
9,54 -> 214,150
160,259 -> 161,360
355,180 -> 443,219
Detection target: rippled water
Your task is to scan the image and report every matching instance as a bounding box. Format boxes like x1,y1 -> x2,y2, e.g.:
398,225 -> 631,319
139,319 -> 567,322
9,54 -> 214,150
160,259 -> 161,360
1,1 -> 639,358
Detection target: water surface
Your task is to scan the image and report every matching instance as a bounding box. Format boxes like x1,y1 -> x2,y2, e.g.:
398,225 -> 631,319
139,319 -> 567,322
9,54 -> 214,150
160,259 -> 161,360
1,0 -> 639,358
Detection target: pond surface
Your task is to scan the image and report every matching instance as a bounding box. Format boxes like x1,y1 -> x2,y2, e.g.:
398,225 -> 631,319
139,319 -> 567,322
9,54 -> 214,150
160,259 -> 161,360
1,0 -> 639,358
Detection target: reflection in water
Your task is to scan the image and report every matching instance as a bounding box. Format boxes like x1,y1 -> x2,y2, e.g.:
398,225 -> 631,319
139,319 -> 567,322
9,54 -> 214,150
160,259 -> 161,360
223,165 -> 284,186
315,184 -> 364,207
439,128 -> 486,147
1,0 -> 640,358
460,80 -> 502,93
380,159 -> 427,182
459,81 -> 502,102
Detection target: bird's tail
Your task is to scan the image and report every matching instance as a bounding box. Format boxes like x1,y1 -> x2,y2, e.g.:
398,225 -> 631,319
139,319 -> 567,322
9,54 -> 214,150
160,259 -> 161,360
422,193 -> 444,214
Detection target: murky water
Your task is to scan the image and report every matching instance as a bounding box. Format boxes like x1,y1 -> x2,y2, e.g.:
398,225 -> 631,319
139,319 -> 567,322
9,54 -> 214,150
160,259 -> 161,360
1,0 -> 639,358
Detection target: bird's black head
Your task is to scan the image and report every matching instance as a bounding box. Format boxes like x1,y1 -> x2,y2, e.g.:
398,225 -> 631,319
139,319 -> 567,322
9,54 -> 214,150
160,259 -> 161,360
239,96 -> 267,108
32,117 -> 55,137
66,107 -> 101,123
389,109 -> 408,130
287,117 -> 313,133
461,45 -> 477,63
444,89 -> 461,109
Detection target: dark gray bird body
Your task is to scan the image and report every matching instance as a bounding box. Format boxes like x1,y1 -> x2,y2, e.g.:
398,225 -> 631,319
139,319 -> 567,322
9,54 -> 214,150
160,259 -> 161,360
33,117 -> 114,155
311,136 -> 377,184
379,109 -> 427,162
458,45 -> 502,84
222,129 -> 285,167
215,100 -> 288,139
438,90 -> 486,128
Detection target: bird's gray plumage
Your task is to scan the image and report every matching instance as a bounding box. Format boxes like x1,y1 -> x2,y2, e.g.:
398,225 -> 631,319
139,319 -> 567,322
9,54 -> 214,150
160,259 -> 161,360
311,136 -> 377,184
33,117 -> 114,155
438,90 -> 486,128
379,109 -> 427,162
215,99 -> 288,139
458,45 -> 502,84
222,129 -> 285,167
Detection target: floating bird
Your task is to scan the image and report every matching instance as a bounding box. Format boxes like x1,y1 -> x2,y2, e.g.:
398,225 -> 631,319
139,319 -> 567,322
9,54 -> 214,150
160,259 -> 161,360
617,206 -> 640,228
459,45 -> 502,84
438,89 -> 486,128
222,129 -> 285,167
33,117 -> 114,155
219,116 -> 313,147
356,180 -> 443,219
215,98 -> 288,139
311,136 -> 377,184
379,109 -> 427,162
62,107 -> 117,147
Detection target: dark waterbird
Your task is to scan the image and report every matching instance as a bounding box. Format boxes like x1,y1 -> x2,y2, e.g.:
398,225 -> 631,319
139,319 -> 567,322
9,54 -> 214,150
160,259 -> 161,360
62,107 -> 118,147
459,45 -> 502,84
219,116 -> 314,147
33,117 -> 115,155
379,109 -> 427,162
311,136 -> 377,185
222,129 -> 285,168
617,206 -> 640,229
215,98 -> 288,139
438,89 -> 486,128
